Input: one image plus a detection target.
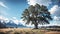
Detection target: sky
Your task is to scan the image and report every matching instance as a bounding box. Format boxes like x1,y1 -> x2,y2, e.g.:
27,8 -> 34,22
0,0 -> 60,26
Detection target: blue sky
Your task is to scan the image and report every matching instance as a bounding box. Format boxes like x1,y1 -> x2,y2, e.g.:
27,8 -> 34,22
0,0 -> 60,26
0,0 -> 29,20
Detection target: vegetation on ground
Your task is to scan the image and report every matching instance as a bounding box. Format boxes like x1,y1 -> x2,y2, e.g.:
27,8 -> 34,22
0,28 -> 60,34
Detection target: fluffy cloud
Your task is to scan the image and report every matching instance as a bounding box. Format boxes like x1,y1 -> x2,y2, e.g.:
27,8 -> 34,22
53,16 -> 60,21
49,5 -> 60,20
0,16 -> 26,26
49,5 -> 60,25
0,16 -> 19,24
19,19 -> 26,26
0,16 -> 9,23
49,5 -> 60,16
27,0 -> 52,6
10,17 -> 20,25
12,19 -> 19,25
49,5 -> 59,14
0,2 -> 8,8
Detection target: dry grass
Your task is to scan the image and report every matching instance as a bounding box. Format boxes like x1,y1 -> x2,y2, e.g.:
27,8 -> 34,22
45,31 -> 60,34
0,28 -> 60,34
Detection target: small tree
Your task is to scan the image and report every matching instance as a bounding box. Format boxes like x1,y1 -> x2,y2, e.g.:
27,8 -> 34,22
21,4 -> 52,29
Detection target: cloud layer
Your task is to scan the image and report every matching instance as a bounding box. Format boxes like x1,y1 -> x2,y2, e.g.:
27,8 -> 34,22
49,5 -> 60,21
54,16 -> 60,21
49,5 -> 60,16
0,2 -> 8,8
27,0 -> 52,6
49,5 -> 58,14
0,16 -> 19,24
0,16 -> 34,27
0,15 -> 32,27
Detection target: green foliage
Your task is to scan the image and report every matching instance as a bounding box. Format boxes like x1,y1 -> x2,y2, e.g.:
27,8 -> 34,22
21,4 -> 52,29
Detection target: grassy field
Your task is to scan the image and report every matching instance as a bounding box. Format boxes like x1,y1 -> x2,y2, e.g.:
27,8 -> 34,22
0,28 -> 60,34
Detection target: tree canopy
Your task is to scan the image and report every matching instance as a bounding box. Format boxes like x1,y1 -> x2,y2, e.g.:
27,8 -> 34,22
21,4 -> 52,29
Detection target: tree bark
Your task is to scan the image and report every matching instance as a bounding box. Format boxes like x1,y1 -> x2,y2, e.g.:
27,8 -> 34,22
34,23 -> 38,29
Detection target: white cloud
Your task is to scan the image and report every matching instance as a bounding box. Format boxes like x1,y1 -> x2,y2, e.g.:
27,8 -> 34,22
49,5 -> 60,16
0,16 -> 30,26
49,5 -> 60,20
27,0 -> 52,6
27,0 -> 37,6
19,19 -> 26,26
0,16 -> 8,21
49,5 -> 60,25
49,5 -> 59,14
0,16 -> 25,25
0,16 -> 21,25
11,17 -> 25,25
10,17 -> 19,25
53,16 -> 60,21
0,2 -> 8,8
13,20 -> 19,25
0,16 -> 9,23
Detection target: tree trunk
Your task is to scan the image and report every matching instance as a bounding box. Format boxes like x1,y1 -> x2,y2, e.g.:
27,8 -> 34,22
34,23 -> 38,29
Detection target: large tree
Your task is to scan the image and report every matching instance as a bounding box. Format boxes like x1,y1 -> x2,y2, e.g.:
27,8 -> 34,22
21,4 -> 52,29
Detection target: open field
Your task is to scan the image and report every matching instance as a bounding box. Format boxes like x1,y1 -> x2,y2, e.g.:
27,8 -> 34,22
0,28 -> 60,34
